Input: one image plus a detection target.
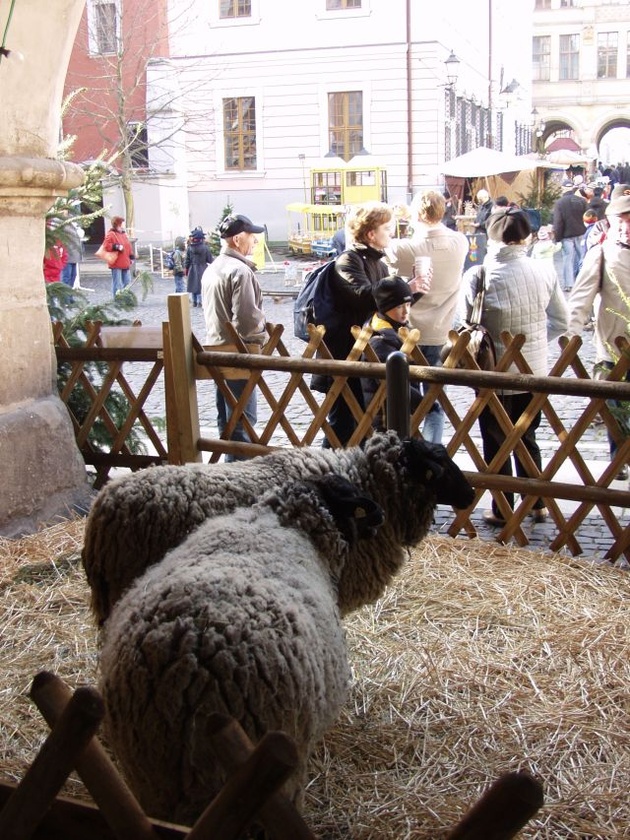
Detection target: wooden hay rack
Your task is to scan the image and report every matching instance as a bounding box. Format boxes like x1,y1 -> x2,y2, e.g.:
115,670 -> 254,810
0,672 -> 545,840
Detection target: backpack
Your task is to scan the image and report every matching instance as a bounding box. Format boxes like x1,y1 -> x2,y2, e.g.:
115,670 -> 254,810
293,258 -> 337,341
165,249 -> 176,271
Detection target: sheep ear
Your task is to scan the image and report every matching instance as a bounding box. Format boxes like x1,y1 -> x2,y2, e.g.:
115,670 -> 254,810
314,474 -> 384,543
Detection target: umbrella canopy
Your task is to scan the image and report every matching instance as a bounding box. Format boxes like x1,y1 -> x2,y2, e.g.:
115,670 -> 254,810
441,146 -> 540,177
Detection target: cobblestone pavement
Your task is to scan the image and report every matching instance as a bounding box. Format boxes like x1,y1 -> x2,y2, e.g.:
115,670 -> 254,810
75,254 -> 629,564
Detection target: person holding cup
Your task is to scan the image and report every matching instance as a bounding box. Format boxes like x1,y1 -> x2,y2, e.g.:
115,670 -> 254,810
310,200 -> 427,447
387,189 -> 468,443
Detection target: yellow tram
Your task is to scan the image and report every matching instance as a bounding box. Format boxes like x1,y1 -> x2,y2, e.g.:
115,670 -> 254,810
287,156 -> 388,257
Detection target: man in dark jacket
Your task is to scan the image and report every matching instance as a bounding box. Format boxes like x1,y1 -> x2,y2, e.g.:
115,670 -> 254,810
552,180 -> 587,291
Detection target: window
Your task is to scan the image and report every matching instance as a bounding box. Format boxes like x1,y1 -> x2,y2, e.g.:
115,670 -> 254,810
328,91 -> 363,161
223,97 -> 257,170
533,36 -> 551,81
560,0 -> 575,7
559,34 -> 579,80
220,0 -> 251,18
534,0 -> 551,9
597,31 -> 618,79
126,122 -> 149,169
326,0 -> 361,8
627,36 -> 630,77
88,0 -> 118,54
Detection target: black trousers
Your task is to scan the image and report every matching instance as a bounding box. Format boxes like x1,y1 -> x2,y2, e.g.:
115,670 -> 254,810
478,392 -> 545,514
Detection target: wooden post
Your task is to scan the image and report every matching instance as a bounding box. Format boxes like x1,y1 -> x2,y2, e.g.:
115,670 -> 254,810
166,294 -> 202,463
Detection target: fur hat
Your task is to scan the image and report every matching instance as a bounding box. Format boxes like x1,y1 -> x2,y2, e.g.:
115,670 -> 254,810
605,184 -> 630,217
373,276 -> 413,314
219,214 -> 265,238
486,208 -> 532,243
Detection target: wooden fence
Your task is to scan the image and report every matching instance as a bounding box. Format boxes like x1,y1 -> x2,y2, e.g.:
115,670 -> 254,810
54,294 -> 630,562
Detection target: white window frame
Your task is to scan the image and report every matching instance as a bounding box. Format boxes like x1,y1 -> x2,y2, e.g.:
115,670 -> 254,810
214,89 -> 265,178
210,0 -> 261,28
317,0 -> 371,20
86,0 -> 120,56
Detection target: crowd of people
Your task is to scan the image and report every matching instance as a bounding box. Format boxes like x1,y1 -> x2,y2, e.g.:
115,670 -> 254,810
81,173 -> 629,517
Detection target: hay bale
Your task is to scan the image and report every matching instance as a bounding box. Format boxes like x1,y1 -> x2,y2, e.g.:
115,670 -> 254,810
0,521 -> 628,837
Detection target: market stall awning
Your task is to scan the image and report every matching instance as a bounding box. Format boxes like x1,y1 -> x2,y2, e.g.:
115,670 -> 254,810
441,147 -> 541,178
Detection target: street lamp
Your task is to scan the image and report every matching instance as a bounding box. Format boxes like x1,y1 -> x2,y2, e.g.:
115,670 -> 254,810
444,51 -> 460,89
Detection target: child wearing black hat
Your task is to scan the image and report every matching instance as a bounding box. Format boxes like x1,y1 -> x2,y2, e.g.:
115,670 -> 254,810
361,276 -> 424,431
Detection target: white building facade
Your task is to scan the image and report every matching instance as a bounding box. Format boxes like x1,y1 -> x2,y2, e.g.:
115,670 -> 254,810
127,0 -> 534,243
532,0 -> 630,164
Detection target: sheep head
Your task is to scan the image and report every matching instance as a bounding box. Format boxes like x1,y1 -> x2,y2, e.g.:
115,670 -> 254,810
400,437 -> 475,511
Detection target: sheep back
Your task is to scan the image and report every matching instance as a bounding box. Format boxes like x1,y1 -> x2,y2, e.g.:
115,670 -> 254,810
99,503 -> 351,826
83,448 -> 344,624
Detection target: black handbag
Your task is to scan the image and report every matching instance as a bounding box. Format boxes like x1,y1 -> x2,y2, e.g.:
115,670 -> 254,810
441,268 -> 497,370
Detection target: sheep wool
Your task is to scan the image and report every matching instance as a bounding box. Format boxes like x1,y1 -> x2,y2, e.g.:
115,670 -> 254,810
83,433 -> 474,625
99,476 -> 384,825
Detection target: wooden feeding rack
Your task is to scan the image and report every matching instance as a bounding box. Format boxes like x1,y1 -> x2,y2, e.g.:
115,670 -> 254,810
0,671 -> 545,839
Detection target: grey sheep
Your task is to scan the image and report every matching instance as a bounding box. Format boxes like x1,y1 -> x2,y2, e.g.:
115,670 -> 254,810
83,433 -> 474,625
99,474 -> 384,825
99,442 -> 473,825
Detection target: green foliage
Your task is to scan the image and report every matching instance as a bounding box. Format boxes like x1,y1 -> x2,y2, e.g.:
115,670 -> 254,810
48,283 -> 148,456
517,172 -> 562,226
208,200 -> 234,257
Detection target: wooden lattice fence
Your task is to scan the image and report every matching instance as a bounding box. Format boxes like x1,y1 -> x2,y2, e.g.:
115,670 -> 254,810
53,295 -> 630,561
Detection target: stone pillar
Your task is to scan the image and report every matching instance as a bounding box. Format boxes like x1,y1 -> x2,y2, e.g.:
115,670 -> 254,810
0,0 -> 92,536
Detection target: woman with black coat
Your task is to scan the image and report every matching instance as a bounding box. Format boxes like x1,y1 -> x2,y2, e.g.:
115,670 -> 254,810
185,227 -> 213,307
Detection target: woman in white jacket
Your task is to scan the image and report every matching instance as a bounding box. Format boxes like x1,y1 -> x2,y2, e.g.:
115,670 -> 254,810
461,207 -> 569,527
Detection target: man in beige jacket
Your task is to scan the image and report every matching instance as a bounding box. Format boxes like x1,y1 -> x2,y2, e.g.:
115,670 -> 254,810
202,214 -> 267,461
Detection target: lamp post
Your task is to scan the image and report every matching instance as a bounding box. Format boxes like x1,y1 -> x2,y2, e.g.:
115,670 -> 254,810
298,153 -> 307,202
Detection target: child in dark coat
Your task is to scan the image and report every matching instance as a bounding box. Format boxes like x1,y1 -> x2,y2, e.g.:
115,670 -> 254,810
361,276 -> 424,431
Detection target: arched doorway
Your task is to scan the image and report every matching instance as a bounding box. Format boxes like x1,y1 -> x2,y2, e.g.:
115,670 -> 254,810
597,120 -> 630,170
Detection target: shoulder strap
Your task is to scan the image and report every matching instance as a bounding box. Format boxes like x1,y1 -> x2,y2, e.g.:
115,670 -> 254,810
470,267 -> 486,324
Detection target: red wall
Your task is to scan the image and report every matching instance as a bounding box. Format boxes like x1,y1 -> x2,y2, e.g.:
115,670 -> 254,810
63,0 -> 169,166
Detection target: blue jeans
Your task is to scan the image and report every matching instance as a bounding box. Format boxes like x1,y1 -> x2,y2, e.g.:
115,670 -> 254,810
174,273 -> 186,293
61,262 -> 77,288
111,267 -> 131,297
216,378 -> 257,462
560,236 -> 582,290
419,344 -> 445,444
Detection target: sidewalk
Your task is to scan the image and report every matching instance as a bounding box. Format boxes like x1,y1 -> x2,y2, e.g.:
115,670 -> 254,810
76,255 -> 630,564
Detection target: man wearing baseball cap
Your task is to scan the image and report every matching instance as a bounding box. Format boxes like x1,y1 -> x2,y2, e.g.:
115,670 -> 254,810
201,214 -> 267,461
568,184 -> 630,480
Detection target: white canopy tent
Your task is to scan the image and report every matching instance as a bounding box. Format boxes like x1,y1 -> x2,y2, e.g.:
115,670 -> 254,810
441,147 -> 541,178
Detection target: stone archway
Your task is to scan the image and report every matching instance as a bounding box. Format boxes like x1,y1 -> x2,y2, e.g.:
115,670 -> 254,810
540,118 -> 581,152
0,0 -> 92,535
595,117 -> 630,168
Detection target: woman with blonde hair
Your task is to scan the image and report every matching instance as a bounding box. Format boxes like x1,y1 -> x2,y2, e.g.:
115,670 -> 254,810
314,201 -> 427,446
387,189 -> 468,443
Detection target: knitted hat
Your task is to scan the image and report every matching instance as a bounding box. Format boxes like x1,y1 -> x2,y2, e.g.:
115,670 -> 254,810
486,207 -> 531,243
605,184 -> 630,217
219,214 -> 265,238
373,276 -> 413,314
537,225 -> 550,241
190,226 -> 206,240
